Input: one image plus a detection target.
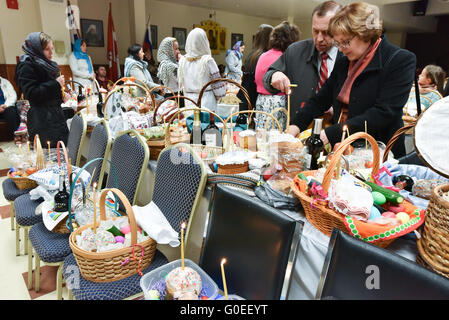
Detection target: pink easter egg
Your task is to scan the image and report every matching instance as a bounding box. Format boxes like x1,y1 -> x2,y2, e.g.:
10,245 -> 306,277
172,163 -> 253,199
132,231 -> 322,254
382,211 -> 396,219
115,236 -> 125,244
121,225 -> 131,235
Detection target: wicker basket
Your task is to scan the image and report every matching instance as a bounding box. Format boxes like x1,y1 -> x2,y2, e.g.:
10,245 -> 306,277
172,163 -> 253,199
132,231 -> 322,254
217,162 -> 249,175
417,184 -> 449,278
69,188 -> 157,283
8,134 -> 46,190
292,132 -> 398,248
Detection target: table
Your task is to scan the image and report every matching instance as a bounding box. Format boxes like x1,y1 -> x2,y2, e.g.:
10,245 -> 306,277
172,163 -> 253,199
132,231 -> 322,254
80,132 -> 419,300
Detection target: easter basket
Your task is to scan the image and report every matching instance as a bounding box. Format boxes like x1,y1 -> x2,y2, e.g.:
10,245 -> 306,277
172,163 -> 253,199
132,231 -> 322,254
291,132 -> 425,248
416,184 -> 449,279
69,188 -> 157,283
8,135 -> 46,190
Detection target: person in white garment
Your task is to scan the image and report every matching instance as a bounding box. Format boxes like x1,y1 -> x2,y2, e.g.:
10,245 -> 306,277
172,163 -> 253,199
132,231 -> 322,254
69,39 -> 95,92
178,28 -> 225,113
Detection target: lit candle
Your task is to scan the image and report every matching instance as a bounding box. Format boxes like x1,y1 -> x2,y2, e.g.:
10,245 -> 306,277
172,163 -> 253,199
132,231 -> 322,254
365,121 -> 368,150
93,182 -> 97,234
47,141 -> 51,161
220,258 -> 229,300
26,141 -> 31,158
341,125 -> 347,143
181,222 -> 186,269
18,143 -> 23,155
86,88 -> 89,116
70,77 -> 73,91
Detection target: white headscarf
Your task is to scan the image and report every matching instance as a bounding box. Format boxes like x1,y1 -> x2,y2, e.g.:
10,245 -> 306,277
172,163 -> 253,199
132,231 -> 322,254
178,28 -> 215,88
157,37 -> 178,86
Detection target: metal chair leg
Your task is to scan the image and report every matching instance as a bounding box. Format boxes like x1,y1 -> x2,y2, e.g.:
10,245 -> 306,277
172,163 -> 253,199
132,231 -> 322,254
27,239 -> 33,290
24,227 -> 29,255
56,264 -> 63,300
15,221 -> 20,256
35,254 -> 40,293
10,201 -> 15,231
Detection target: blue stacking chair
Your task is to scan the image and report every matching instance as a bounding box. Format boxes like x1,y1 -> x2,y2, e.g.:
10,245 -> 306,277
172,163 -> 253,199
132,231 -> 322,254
14,112 -> 87,257
25,119 -> 112,299
63,143 -> 208,300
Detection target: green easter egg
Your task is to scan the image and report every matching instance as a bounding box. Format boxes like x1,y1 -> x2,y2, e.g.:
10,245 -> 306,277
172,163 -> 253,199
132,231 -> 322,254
372,191 -> 386,205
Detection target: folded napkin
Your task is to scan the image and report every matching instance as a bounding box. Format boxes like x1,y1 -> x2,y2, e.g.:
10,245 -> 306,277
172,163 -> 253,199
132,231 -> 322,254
132,201 -> 180,247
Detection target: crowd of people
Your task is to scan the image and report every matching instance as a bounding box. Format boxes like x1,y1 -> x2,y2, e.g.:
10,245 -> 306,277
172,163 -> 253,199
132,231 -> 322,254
1,1 -> 447,157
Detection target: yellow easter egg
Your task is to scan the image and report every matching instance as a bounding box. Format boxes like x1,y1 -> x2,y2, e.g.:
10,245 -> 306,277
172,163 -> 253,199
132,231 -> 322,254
396,212 -> 410,224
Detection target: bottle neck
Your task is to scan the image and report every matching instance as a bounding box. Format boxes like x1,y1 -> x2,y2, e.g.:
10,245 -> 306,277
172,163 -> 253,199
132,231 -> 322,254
59,174 -> 64,192
193,110 -> 201,126
312,119 -> 323,136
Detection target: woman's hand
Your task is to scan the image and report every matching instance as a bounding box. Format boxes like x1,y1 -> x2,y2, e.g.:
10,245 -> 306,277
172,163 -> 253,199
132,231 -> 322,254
56,75 -> 65,88
63,92 -> 70,103
288,125 -> 300,137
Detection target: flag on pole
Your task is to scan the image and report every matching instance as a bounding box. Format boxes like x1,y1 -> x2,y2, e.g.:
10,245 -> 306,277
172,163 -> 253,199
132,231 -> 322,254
67,0 -> 80,51
107,3 -> 121,81
142,15 -> 152,53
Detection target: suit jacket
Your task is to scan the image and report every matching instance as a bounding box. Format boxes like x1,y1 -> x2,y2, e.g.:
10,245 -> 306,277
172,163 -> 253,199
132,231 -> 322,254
263,38 -> 343,120
292,36 -> 416,158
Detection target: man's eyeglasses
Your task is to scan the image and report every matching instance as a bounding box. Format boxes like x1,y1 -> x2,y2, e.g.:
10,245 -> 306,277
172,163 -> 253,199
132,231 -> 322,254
333,35 -> 355,49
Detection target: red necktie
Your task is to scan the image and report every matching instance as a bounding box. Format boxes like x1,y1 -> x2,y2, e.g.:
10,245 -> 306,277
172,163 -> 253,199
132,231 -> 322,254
317,52 -> 329,92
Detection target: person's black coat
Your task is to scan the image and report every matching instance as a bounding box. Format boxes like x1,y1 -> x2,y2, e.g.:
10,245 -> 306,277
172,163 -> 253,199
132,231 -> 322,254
15,59 -> 69,146
292,37 -> 416,158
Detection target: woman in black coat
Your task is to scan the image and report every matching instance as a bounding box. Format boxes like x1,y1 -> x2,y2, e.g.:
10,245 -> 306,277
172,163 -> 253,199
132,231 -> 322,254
15,32 -> 69,147
289,2 -> 416,158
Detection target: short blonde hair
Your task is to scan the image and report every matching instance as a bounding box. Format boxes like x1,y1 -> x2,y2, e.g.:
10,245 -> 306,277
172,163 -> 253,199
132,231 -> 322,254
329,2 -> 383,44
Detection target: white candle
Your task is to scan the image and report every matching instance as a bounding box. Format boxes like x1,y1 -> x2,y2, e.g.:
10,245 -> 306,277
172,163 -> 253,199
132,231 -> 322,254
181,222 -> 186,269
221,258 -> 229,300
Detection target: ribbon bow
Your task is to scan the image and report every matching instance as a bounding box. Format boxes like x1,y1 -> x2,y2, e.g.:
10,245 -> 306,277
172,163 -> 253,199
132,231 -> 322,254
121,244 -> 145,277
372,166 -> 400,192
310,183 -> 327,209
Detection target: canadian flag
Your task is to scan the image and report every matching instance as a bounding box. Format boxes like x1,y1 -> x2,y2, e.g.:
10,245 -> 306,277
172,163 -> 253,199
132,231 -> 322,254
107,3 -> 121,82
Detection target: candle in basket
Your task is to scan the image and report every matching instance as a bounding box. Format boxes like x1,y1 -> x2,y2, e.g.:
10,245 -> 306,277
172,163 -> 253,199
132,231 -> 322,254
221,258 -> 229,300
365,121 -> 368,150
86,88 -> 90,116
70,77 -> 73,92
47,141 -> 51,161
93,182 -> 97,234
26,141 -> 31,158
181,222 -> 186,269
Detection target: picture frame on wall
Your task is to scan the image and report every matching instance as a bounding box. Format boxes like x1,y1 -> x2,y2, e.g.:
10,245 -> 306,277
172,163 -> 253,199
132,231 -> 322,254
231,33 -> 244,47
151,25 -> 158,49
172,27 -> 187,50
81,19 -> 104,47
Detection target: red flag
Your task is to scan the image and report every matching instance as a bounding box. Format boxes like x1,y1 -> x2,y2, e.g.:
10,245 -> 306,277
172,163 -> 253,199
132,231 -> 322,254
107,3 -> 121,82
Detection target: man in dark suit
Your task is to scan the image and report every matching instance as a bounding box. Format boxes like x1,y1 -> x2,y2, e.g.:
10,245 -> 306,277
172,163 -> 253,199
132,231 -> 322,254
263,1 -> 342,122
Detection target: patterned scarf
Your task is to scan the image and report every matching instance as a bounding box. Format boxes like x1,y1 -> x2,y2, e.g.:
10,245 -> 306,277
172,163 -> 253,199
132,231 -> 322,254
157,37 -> 178,87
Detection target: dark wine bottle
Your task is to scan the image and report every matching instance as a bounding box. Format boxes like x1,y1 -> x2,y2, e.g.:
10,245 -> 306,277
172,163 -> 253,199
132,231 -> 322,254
190,109 -> 203,145
202,112 -> 222,147
54,170 -> 69,213
96,91 -> 104,118
77,86 -> 85,103
304,119 -> 324,170
236,113 -> 248,128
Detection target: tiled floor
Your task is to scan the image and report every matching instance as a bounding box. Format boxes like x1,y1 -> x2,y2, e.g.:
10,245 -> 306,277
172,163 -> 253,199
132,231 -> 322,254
0,140 -> 70,300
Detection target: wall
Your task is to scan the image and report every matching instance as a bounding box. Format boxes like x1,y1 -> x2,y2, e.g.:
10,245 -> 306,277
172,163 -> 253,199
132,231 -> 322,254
146,0 -> 283,65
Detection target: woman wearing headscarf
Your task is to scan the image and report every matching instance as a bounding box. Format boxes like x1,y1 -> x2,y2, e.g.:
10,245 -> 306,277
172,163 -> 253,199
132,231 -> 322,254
69,38 -> 95,92
157,37 -> 181,94
178,28 -> 225,112
225,41 -> 245,83
124,44 -> 162,97
15,32 -> 69,146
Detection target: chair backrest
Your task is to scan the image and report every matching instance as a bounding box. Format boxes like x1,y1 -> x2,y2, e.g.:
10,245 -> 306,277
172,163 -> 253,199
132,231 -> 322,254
199,184 -> 303,300
151,143 -> 207,242
106,130 -> 149,206
316,229 -> 449,300
66,112 -> 87,167
85,119 -> 112,189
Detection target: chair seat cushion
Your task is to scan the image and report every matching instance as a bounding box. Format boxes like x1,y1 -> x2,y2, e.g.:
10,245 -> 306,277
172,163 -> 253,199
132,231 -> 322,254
63,250 -> 168,300
29,222 -> 71,263
2,178 -> 33,201
14,193 -> 44,227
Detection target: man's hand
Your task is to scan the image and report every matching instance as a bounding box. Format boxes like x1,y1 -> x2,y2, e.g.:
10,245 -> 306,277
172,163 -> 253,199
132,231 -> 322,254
56,75 -> 65,88
271,71 -> 291,95
0,104 -> 6,114
288,124 -> 300,137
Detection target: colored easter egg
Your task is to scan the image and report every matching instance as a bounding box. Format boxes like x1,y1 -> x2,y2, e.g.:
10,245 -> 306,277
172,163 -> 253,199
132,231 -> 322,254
115,236 -> 125,244
396,212 -> 410,224
200,151 -> 208,159
121,225 -> 131,235
201,296 -> 209,300
388,205 -> 405,214
382,211 -> 396,219
147,290 -> 160,300
369,206 -> 381,220
372,191 -> 386,205
365,161 -> 374,168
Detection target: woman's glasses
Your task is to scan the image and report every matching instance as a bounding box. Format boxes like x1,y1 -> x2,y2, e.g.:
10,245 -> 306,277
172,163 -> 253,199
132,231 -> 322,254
333,35 -> 355,49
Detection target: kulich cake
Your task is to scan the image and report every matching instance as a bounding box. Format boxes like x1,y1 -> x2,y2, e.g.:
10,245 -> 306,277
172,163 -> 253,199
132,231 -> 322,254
165,266 -> 202,300
238,130 -> 257,152
215,151 -> 254,174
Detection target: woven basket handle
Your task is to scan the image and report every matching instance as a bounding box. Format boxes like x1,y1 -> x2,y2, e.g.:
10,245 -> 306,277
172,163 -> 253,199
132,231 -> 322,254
152,95 -> 198,126
322,132 -> 380,192
164,107 -> 229,148
33,135 -> 46,170
382,121 -> 416,163
197,78 -> 252,110
99,188 -> 137,245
